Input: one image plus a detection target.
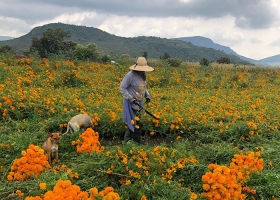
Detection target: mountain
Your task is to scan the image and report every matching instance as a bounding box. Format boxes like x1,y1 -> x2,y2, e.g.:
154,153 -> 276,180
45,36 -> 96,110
0,23 -> 249,64
257,54 -> 280,66
0,36 -> 14,41
172,36 -> 236,55
172,36 -> 280,66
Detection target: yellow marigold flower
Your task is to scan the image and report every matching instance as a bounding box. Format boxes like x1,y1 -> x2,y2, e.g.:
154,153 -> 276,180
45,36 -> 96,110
130,120 -> 135,124
135,125 -> 140,129
39,182 -> 47,190
7,175 -> 13,181
16,190 -> 24,197
38,149 -> 44,154
190,192 -> 197,200
89,187 -> 98,195
134,116 -> 140,121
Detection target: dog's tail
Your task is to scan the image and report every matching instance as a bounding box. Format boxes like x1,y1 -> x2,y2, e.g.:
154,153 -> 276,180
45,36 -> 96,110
62,122 -> 70,135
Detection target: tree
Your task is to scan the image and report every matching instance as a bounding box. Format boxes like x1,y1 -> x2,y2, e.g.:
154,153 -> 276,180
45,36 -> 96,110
217,56 -> 231,64
29,28 -> 76,58
168,57 -> 182,67
160,53 -> 170,60
0,45 -> 14,55
142,52 -> 148,59
85,43 -> 101,61
71,44 -> 87,60
101,54 -> 111,63
71,42 -> 101,61
200,58 -> 210,67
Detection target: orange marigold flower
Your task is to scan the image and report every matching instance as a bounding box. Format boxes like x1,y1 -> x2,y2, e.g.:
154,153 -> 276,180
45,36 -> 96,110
140,195 -> 147,200
202,184 -> 210,191
39,182 -> 47,190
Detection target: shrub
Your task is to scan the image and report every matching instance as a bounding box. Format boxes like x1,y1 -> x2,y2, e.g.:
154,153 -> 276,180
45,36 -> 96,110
217,56 -> 231,64
168,57 -> 182,67
200,58 -> 210,67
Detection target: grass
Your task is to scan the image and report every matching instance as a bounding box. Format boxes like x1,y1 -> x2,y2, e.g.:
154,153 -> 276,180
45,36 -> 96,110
0,56 -> 280,199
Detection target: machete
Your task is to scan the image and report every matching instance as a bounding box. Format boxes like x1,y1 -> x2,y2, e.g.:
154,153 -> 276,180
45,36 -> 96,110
135,102 -> 159,120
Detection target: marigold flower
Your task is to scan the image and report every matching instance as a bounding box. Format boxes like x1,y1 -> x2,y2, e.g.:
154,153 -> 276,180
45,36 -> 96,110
140,195 -> 147,200
39,182 -> 47,190
202,183 -> 210,191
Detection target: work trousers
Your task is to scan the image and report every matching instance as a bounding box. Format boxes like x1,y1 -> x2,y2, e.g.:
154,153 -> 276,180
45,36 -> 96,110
124,109 -> 141,144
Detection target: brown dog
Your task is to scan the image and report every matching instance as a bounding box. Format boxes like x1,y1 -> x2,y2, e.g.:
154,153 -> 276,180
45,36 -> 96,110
42,132 -> 61,164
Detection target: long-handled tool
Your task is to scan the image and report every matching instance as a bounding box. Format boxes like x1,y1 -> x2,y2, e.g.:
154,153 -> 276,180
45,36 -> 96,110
135,102 -> 159,120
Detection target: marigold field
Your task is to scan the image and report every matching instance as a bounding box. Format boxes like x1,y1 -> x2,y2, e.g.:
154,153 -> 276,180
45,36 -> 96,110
0,56 -> 280,200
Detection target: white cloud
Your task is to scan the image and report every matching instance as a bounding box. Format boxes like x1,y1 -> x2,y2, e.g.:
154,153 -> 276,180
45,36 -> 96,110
1,0 -> 280,60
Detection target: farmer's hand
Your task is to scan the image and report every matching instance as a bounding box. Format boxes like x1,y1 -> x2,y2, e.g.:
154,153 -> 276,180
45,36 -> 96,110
132,99 -> 140,106
146,98 -> 150,104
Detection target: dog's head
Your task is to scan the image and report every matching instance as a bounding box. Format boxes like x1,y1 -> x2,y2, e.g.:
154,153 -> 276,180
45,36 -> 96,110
48,132 -> 61,144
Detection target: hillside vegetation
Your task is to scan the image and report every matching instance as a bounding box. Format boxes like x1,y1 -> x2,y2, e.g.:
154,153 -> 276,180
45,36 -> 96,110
0,23 -> 249,64
0,56 -> 279,199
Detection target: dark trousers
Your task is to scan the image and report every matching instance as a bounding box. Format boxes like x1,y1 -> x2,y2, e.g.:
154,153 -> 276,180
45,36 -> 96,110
124,109 -> 141,144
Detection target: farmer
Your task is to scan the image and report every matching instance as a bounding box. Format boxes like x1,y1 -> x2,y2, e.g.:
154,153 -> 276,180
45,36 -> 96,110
120,57 -> 154,144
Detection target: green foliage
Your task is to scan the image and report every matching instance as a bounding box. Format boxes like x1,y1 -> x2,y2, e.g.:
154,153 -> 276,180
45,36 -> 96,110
29,28 -> 77,58
217,56 -> 231,64
168,57 -> 182,67
160,52 -> 170,60
1,57 -> 280,199
0,45 -> 14,55
0,23 -> 251,64
142,51 -> 148,59
200,57 -> 210,67
71,43 -> 101,61
101,54 -> 111,63
114,54 -> 134,66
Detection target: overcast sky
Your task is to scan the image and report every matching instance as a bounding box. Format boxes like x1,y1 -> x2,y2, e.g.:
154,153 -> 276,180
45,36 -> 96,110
1,0 -> 280,60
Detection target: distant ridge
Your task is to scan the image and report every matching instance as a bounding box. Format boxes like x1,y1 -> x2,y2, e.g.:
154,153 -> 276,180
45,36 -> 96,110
0,36 -> 14,41
0,23 -> 252,64
172,36 -> 280,66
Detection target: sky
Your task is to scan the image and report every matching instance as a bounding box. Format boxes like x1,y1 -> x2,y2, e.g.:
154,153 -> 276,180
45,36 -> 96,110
1,0 -> 280,60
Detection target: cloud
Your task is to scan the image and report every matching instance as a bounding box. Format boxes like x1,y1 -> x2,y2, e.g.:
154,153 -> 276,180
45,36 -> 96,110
1,0 -> 279,29
0,16 -> 31,36
269,39 -> 280,46
0,0 -> 280,60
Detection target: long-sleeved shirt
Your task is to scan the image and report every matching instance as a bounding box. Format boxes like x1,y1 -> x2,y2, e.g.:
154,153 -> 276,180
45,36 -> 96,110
120,70 -> 150,131
120,70 -> 150,110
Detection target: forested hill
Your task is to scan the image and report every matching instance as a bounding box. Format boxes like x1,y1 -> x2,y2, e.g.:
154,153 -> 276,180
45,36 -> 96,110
0,22 -> 248,64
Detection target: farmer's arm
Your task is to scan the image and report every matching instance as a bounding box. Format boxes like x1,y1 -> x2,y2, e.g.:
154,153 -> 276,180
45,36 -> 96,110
145,88 -> 151,99
120,73 -> 135,103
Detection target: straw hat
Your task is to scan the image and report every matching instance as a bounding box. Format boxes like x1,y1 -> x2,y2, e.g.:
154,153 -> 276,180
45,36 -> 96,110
129,57 -> 154,72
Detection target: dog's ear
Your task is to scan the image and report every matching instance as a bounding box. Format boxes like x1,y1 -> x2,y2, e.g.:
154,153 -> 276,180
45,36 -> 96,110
48,133 -> 53,138
59,132 -> 62,136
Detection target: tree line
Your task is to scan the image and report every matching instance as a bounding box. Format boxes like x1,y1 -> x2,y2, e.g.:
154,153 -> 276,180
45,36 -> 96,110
0,28 -> 233,66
